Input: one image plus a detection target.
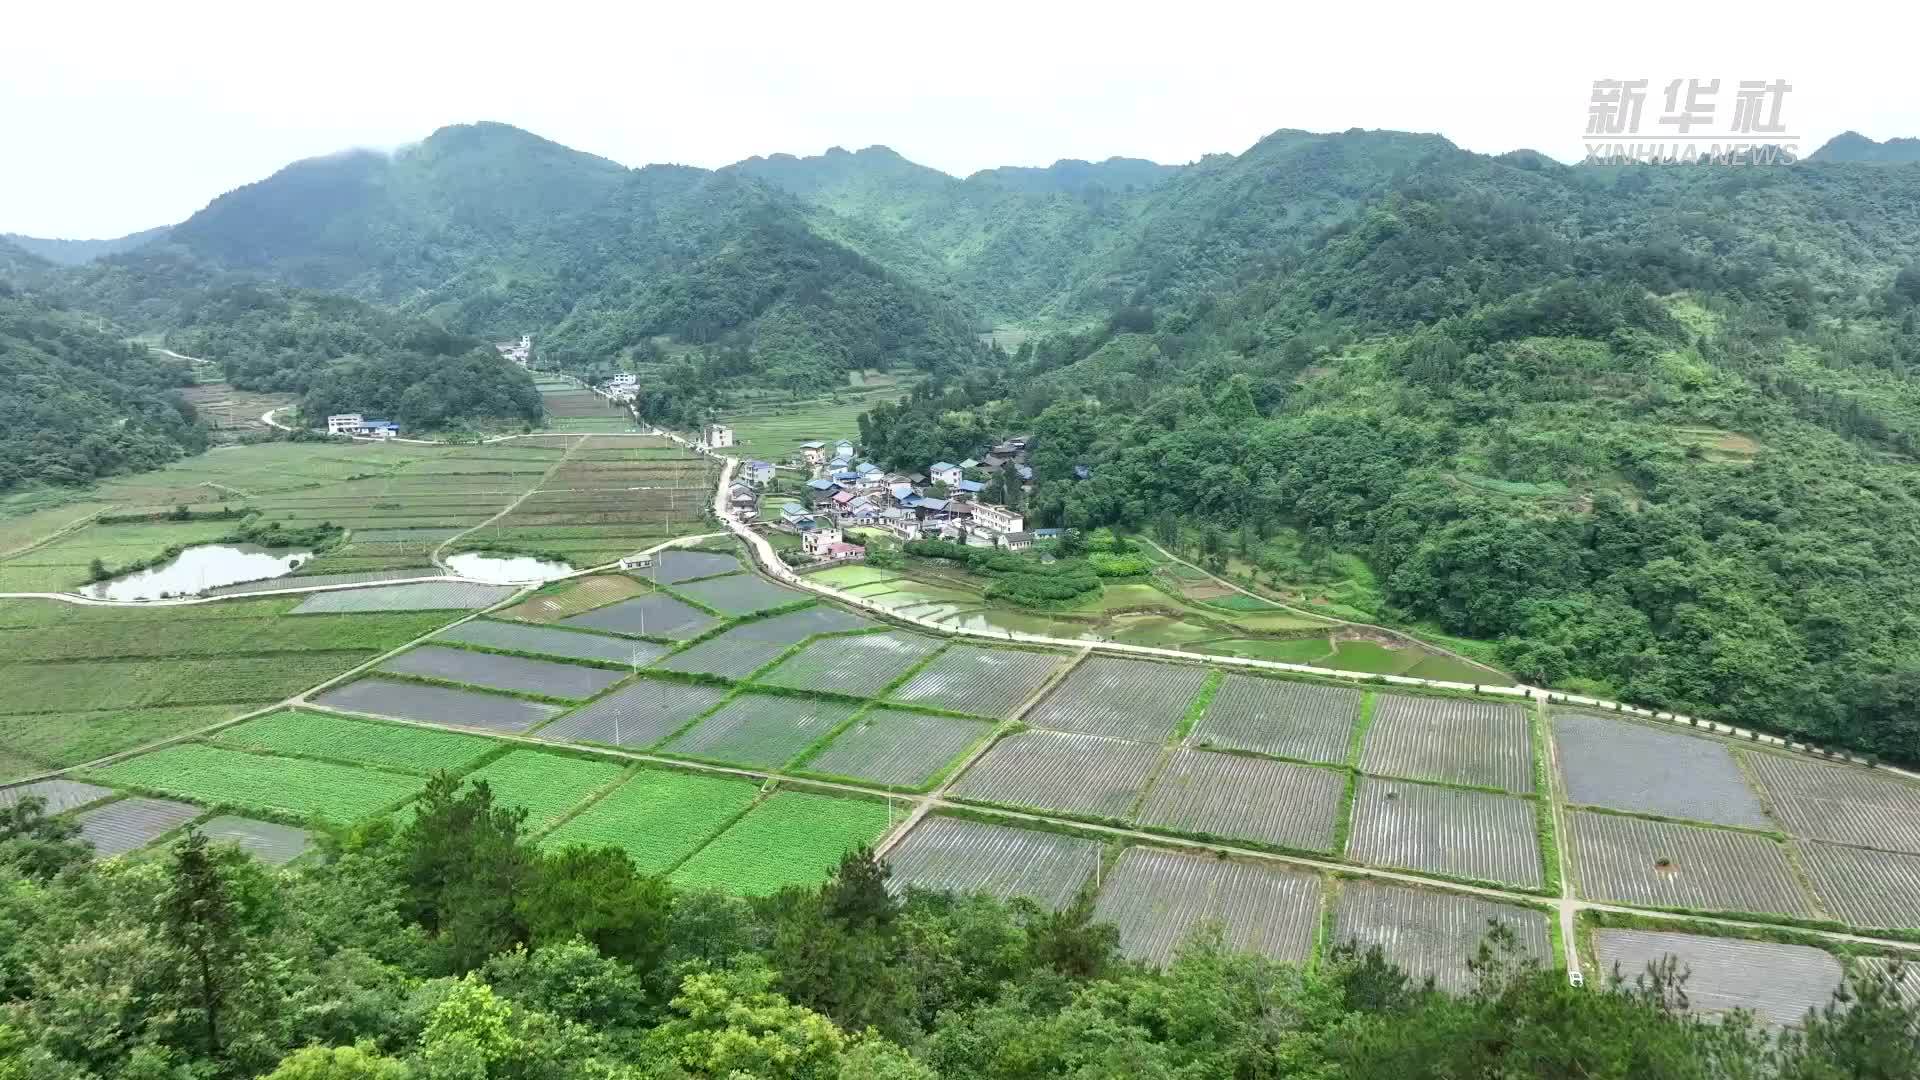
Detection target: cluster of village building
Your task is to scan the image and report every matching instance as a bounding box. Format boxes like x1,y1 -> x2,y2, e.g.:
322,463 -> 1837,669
494,335 -> 534,366
325,413 -> 401,439
720,432 -> 1057,564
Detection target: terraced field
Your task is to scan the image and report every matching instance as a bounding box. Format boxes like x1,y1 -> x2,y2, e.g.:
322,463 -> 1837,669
1332,880 -> 1551,994
75,796 -> 202,858
1346,777 -> 1543,888
434,620 -> 660,666
1738,752 -> 1920,854
1360,695 -> 1533,793
671,791 -> 893,895
661,693 -> 863,768
1554,712 -> 1771,828
535,679 -> 729,749
497,575 -> 649,623
458,751 -> 627,831
800,708 -> 996,788
1092,846 -> 1322,966
315,677 -> 563,731
1792,842 -> 1920,929
1567,811 -> 1814,916
757,632 -> 942,697
542,770 -> 759,873
94,743 -> 420,821
290,582 -> 518,613
377,645 -> 627,700
644,549 -> 741,583
562,594 -> 718,640
1190,677 -> 1361,764
1592,929 -> 1842,1027
1134,750 -> 1345,852
212,710 -> 496,772
883,816 -> 1099,909
1024,656 -> 1208,743
949,730 -> 1163,819
0,778 -> 114,814
671,573 -> 807,615
886,645 -> 1067,718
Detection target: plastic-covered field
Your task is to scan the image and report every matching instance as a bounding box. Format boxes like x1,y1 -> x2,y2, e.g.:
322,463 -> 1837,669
1796,841 -> 1920,929
1134,750 -> 1345,852
661,693 -> 863,769
671,574 -> 808,615
535,679 -> 728,749
644,549 -> 742,583
1593,929 -> 1841,1028
725,605 -> 876,643
1553,712 -> 1771,828
1738,751 -> 1920,855
0,777 -> 115,814
377,645 -> 626,700
1191,676 -> 1362,764
542,770 -> 759,874
201,814 -> 313,865
651,635 -> 790,680
671,791 -> 893,896
290,582 -> 518,613
885,644 -> 1067,718
213,710 -> 496,773
435,619 -> 666,666
1345,777 -> 1543,888
1360,695 -> 1533,793
757,632 -> 943,697
1332,879 -> 1551,994
1024,656 -> 1209,743
800,708 -> 996,788
313,677 -> 562,732
1093,846 -> 1322,967
96,743 -> 422,822
496,575 -> 647,623
1567,810 -> 1815,916
884,816 -> 1098,910
459,750 -> 627,831
560,594 -> 718,640
949,730 -> 1163,819
74,796 -> 202,858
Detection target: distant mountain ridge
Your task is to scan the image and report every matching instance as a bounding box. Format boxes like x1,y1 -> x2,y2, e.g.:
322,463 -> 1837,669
0,226 -> 171,266
1809,131 -> 1920,163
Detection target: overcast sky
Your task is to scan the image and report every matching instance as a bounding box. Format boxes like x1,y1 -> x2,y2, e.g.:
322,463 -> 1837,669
4,0 -> 1914,238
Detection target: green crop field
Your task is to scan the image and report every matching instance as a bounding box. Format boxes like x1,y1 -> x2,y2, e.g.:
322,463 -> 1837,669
542,770 -> 759,873
671,791 -> 893,895
458,750 -> 628,831
0,703 -> 250,783
213,710 -> 497,773
0,653 -> 377,714
93,743 -> 421,821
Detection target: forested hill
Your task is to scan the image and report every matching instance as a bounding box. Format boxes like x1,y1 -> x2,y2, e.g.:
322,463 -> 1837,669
1809,131 -> 1920,163
0,225 -> 172,266
860,149 -> 1920,763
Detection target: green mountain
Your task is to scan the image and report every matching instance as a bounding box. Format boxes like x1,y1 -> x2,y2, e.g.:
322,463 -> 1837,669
1809,130 -> 1920,163
0,225 -> 171,266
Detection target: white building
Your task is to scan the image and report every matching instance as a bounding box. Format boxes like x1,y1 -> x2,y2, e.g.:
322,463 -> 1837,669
705,423 -> 736,449
743,460 -> 776,486
972,504 -> 1024,534
327,413 -> 364,436
930,461 -> 962,487
801,524 -> 845,556
607,373 -> 638,390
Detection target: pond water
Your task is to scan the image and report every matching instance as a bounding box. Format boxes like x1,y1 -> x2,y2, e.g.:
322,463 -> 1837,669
446,552 -> 575,584
80,544 -> 313,601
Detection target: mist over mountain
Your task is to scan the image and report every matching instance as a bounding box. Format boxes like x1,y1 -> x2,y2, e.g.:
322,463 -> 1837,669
0,225 -> 172,266
1809,130 -> 1920,163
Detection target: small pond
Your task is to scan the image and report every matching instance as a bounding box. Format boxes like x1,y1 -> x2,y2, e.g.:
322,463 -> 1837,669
80,544 -> 313,601
446,552 -> 575,584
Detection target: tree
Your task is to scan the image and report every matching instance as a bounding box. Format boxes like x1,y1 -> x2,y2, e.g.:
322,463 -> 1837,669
517,845 -> 671,972
402,773 -> 535,973
158,829 -> 249,1060
263,1043 -> 411,1080
0,793 -> 90,878
1022,894 -> 1117,980
648,964 -> 848,1080
822,846 -> 896,931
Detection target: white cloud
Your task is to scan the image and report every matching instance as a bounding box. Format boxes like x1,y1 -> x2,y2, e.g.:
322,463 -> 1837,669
2,0 -> 1911,237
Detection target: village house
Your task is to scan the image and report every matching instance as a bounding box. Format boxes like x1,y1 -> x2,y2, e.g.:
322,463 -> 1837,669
799,441 -> 827,466
840,496 -> 881,527
726,483 -> 759,517
780,502 -> 816,528
825,541 -> 865,561
743,460 -> 776,487
357,419 -> 399,439
607,373 -> 638,390
953,478 -> 986,496
834,439 -> 855,459
971,503 -> 1024,534
801,523 -> 845,556
880,506 -> 921,540
704,423 -> 735,449
1000,531 -> 1035,552
327,413 -> 364,436
929,461 -> 962,487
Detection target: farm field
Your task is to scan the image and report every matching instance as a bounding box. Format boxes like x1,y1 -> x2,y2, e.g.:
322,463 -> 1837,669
0,703 -> 262,783
652,634 -> 792,680
1553,712 -> 1772,828
670,573 -> 806,615
0,518 -> 237,593
0,778 -> 114,814
756,632 -> 942,697
211,710 -> 496,773
535,679 -> 728,748
93,743 -> 420,822
1134,750 -> 1345,853
883,815 -> 1099,909
290,582 -> 517,613
1360,695 -> 1533,793
1795,842 -> 1920,929
949,730 -> 1163,819
376,644 -> 627,700
660,693 -> 864,768
721,605 -> 875,642
643,549 -> 741,583
1189,676 -> 1360,764
497,575 -> 648,623
799,708 -> 996,788
670,791 -> 893,895
562,594 -> 718,640
200,815 -> 313,865
1092,846 -> 1322,967
1591,929 -> 1841,1028
1566,811 -> 1814,916
1737,751 -> 1920,854
541,770 -> 759,873
458,751 -> 627,832
75,796 -> 202,858
1024,656 -> 1209,743
0,653 -> 371,715
885,644 -> 1067,718
434,619 -> 661,666
1345,777 -> 1543,888
313,677 -> 563,732
1332,880 -> 1552,993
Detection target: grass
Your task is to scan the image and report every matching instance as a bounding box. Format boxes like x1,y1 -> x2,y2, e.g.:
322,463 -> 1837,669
541,770 -> 760,873
93,743 -> 421,822
670,790 -> 894,896
212,710 -> 497,774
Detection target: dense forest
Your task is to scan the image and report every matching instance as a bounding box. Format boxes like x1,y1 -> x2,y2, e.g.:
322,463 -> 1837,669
3,777 -> 1914,1079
